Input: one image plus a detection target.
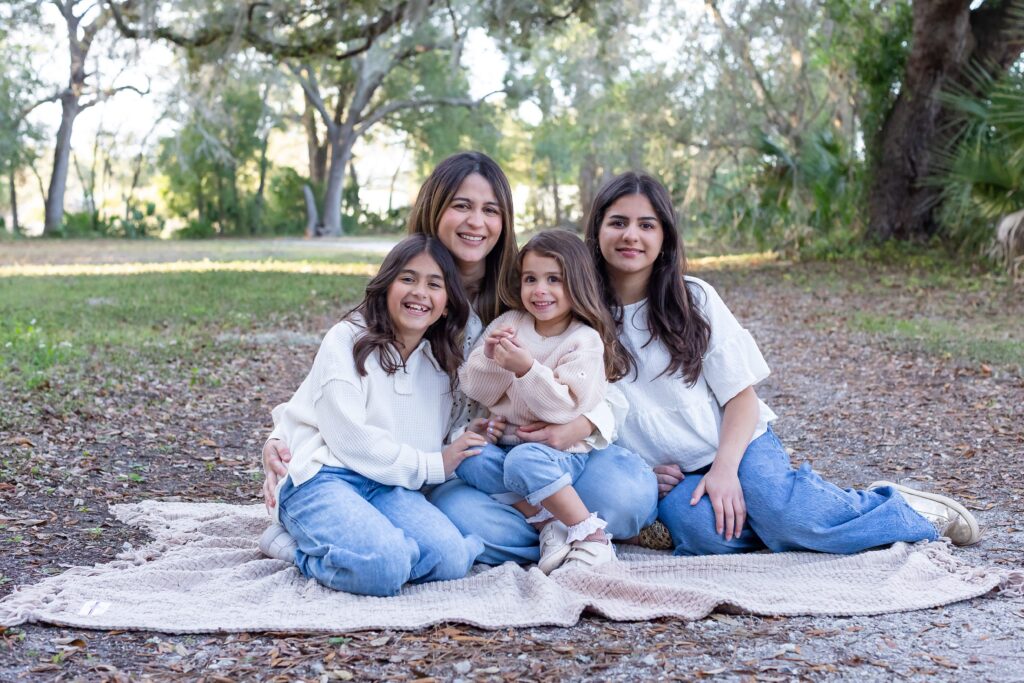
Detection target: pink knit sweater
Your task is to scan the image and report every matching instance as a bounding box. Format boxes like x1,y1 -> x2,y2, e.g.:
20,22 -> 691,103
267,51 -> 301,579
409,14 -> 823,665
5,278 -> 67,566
458,310 -> 607,453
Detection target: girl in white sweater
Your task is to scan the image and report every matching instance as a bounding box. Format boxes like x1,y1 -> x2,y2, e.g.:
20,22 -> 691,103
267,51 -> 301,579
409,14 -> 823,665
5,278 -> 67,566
456,231 -> 632,573
261,234 -> 488,596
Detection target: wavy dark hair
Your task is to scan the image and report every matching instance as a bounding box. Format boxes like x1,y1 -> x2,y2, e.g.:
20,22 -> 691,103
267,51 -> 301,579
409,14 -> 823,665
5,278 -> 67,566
517,230 -> 631,382
407,151 -> 518,325
347,234 -> 469,388
583,172 -> 710,384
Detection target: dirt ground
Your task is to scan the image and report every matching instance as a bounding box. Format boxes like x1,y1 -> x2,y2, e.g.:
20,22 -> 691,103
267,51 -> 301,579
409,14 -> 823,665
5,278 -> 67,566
1,247 -> 1022,681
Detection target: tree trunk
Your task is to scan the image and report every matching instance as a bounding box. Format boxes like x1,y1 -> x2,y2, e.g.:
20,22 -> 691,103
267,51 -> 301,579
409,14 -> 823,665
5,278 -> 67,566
303,96 -> 328,186
578,154 -> 598,222
303,184 -> 320,238
254,132 -> 269,234
867,0 -> 1024,241
9,171 -> 19,235
321,131 -> 352,236
43,95 -> 80,235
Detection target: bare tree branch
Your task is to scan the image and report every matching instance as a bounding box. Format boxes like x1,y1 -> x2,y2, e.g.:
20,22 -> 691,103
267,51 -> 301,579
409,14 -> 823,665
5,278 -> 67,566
705,0 -> 793,139
354,89 -> 503,137
286,62 -> 338,135
105,0 -> 411,61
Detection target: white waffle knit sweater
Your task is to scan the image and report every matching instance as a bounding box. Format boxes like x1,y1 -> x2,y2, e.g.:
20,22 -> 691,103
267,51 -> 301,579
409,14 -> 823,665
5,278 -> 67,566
458,310 -> 607,453
271,318 -> 453,500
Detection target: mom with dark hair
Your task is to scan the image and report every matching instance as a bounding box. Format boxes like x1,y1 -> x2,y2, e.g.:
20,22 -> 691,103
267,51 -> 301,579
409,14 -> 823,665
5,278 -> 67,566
262,152 -> 659,567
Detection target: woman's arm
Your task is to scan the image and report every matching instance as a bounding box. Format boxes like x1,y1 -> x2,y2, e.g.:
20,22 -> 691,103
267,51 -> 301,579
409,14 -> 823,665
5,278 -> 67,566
690,386 -> 760,541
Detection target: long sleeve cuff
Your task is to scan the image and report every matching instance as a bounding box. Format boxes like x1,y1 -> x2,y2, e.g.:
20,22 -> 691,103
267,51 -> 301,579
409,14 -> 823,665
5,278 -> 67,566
425,451 -> 447,485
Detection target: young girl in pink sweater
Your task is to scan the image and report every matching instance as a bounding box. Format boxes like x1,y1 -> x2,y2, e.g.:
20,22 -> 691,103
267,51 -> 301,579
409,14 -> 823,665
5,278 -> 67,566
456,230 -> 631,573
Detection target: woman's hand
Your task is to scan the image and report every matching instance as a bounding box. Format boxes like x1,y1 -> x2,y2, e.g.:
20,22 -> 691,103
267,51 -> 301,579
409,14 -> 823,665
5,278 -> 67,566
262,438 -> 292,510
653,464 -> 684,498
516,414 -> 592,451
442,431 -> 487,477
468,416 -> 507,444
690,465 -> 746,541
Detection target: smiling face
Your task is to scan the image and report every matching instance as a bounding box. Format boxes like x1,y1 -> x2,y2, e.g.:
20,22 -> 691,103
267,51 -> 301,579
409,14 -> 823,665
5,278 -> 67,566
520,251 -> 573,336
385,251 -> 448,352
436,173 -> 503,273
596,193 -> 665,288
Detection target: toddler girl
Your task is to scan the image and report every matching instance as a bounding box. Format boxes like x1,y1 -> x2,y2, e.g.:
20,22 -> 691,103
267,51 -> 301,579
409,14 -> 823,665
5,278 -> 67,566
456,230 -> 630,573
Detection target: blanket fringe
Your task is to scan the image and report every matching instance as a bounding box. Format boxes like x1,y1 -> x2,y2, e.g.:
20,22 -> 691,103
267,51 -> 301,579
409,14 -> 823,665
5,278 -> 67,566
919,540 -> 1024,598
997,570 -> 1024,598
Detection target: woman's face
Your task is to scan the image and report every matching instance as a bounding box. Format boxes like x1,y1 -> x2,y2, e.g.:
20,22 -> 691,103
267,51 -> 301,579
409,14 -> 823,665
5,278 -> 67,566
596,193 -> 664,284
436,173 -> 503,269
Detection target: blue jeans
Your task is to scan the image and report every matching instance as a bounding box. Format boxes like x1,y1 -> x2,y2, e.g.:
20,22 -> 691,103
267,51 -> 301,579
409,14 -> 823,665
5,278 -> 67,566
430,444 -> 658,565
658,427 -> 938,555
278,467 -> 484,596
455,442 -> 589,506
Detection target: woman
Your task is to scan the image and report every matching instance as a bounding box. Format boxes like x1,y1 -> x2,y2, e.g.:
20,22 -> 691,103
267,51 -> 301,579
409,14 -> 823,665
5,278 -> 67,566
262,152 -> 659,568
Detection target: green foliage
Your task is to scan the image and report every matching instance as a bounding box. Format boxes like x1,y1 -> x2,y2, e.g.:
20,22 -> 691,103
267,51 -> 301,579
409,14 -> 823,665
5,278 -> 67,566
932,65 -> 1024,255
825,0 -> 912,159
264,167 -> 311,235
157,70 -> 267,236
57,206 -> 163,239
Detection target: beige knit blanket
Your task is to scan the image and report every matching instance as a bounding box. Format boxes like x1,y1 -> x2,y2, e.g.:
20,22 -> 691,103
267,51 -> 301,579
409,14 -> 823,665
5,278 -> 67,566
0,501 -> 1017,634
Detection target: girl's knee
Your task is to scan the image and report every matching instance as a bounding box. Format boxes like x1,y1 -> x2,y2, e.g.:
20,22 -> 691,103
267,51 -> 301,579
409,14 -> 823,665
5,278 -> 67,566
307,535 -> 416,596
417,529 -> 483,582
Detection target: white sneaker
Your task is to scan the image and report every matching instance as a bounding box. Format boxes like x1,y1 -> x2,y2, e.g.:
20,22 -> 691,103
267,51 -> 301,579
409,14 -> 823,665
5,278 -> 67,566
558,538 -> 617,571
259,522 -> 298,562
869,481 -> 982,546
536,521 -> 572,575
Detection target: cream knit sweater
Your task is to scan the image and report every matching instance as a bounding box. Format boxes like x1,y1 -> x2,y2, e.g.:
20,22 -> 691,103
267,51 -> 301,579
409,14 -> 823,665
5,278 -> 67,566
459,310 -> 607,453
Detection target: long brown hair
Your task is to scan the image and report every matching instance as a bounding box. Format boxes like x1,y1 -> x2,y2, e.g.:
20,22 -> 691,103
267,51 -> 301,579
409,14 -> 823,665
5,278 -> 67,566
407,151 -> 518,325
517,230 -> 630,382
583,172 -> 710,384
347,234 -> 469,388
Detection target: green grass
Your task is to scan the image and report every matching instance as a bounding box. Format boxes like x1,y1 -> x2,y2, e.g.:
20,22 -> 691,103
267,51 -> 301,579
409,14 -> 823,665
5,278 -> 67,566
848,313 -> 1024,369
0,269 -> 371,389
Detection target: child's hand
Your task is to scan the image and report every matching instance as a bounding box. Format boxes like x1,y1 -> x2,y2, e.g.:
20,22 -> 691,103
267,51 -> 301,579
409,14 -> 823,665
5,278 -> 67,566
483,326 -> 516,360
653,464 -> 684,498
494,336 -> 533,377
468,416 -> 507,444
442,431 -> 487,477
690,465 -> 746,541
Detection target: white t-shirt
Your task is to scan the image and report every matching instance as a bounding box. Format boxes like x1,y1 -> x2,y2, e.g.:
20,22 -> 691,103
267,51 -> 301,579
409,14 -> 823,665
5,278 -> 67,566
613,276 -> 777,472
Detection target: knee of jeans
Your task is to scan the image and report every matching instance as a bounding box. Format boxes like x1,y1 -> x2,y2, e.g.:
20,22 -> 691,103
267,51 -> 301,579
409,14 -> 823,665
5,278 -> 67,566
591,478 -> 658,539
501,447 -> 544,493
312,539 -> 414,596
425,532 -> 483,581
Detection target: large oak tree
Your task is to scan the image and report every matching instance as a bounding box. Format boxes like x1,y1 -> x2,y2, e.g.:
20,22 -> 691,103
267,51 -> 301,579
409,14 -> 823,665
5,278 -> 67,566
868,0 -> 1024,241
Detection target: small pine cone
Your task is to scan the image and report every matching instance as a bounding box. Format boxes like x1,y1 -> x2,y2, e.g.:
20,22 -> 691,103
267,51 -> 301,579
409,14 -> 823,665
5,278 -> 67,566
636,520 -> 674,551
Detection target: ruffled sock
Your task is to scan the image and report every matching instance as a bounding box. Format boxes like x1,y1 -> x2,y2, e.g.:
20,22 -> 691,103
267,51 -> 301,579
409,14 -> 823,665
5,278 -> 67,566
525,508 -> 554,524
565,512 -> 610,544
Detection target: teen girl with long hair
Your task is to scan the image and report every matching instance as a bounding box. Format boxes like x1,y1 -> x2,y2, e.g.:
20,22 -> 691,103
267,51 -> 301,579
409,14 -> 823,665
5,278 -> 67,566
260,235 -> 487,595
584,172 -> 980,554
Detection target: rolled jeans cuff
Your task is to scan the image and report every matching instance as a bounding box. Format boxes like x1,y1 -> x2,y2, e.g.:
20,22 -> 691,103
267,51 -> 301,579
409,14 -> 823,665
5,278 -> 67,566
525,473 -> 573,507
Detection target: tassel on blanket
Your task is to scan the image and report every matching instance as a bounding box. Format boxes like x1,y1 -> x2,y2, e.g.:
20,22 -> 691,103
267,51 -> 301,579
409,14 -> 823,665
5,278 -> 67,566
997,570 -> 1024,598
919,540 -> 1024,598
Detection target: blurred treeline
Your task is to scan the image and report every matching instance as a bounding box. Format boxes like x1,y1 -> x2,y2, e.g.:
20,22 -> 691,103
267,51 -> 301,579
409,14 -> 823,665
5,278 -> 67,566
1,1 -> 1022,270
